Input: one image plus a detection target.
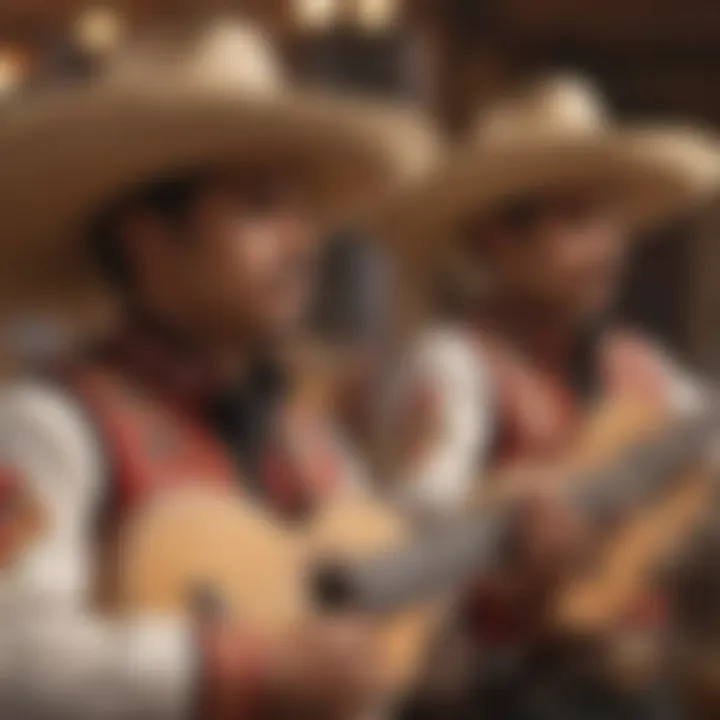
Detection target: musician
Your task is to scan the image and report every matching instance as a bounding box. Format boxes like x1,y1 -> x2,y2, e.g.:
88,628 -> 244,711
380,76 -> 719,718
0,20 -> 432,720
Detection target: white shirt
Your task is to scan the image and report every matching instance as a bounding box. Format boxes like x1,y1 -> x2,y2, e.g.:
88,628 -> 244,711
380,327 -> 491,520
0,381 -> 195,720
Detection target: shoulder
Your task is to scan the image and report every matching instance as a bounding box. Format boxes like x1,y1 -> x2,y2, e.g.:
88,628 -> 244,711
0,377 -> 105,503
0,377 -> 97,444
412,325 -> 477,363
380,326 -> 493,461
607,328 -> 675,367
384,324 -> 497,417
404,325 -> 487,384
606,328 -> 702,411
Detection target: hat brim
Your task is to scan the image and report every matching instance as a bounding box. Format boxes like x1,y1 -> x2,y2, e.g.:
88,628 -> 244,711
372,127 -> 720,264
0,78 -> 432,304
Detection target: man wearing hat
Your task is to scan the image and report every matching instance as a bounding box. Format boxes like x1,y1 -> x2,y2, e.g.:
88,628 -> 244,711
0,20 -> 433,720
381,76 -> 719,718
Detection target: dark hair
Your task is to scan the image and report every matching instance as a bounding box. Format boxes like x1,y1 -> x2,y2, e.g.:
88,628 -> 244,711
86,171 -> 207,293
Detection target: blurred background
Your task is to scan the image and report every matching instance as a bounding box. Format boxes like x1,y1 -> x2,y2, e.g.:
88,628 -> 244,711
0,0 -> 719,371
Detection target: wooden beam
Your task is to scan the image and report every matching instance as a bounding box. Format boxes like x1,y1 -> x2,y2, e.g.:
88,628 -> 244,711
686,204 -> 720,373
503,0 -> 720,46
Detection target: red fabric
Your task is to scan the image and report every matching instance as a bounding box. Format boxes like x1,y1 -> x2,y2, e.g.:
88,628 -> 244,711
0,467 -> 20,502
64,345 -> 348,719
67,333 -> 345,518
198,625 -> 273,720
261,449 -> 311,516
476,332 -> 579,466
469,591 -> 527,647
0,466 -> 44,569
623,591 -> 668,630
600,330 -> 677,403
71,366 -> 236,515
475,328 -> 676,469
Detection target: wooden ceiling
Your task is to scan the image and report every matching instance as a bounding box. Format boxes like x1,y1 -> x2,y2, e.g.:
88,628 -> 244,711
505,0 -> 720,47
1,0 -> 718,121
0,1 -> 289,41
2,0 -> 717,50
5,0 -> 714,40
404,0 -> 720,129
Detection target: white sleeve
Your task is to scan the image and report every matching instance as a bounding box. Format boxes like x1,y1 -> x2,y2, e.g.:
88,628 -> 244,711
668,369 -> 705,416
0,381 -> 195,720
382,328 -> 494,522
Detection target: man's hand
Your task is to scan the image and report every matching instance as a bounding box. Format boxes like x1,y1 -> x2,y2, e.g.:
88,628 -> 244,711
508,489 -> 594,593
200,615 -> 386,720
487,462 -> 595,594
476,464 -> 596,634
269,615 -> 386,720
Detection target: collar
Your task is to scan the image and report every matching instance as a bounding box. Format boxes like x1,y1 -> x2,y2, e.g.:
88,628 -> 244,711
96,318 -> 288,413
475,310 -> 609,401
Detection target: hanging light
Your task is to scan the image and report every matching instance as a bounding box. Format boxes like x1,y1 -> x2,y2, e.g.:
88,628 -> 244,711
356,0 -> 398,32
294,0 -> 338,31
75,5 -> 125,55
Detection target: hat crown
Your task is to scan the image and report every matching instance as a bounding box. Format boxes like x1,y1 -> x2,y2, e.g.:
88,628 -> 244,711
473,75 -> 610,146
107,19 -> 283,94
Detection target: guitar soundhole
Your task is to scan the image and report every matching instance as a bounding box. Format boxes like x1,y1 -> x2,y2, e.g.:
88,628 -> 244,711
312,559 -> 356,610
189,582 -> 228,621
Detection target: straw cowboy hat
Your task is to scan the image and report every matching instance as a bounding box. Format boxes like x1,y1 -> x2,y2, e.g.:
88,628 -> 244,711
375,74 -> 720,257
0,18 -> 435,305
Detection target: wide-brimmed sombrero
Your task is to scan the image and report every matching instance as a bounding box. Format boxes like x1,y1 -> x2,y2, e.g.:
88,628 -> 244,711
373,74 -> 720,260
0,19 -> 435,306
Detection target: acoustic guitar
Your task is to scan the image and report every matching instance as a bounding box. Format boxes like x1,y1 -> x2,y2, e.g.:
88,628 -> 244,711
111,397 -> 719,696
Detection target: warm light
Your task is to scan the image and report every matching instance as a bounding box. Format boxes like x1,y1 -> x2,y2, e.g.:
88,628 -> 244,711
356,0 -> 398,31
0,51 -> 25,94
75,6 -> 125,55
294,0 -> 338,30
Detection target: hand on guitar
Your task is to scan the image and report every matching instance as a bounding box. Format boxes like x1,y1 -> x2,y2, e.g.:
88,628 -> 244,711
509,488 -> 594,594
268,615 -> 387,720
199,615 -> 385,720
480,466 -> 596,629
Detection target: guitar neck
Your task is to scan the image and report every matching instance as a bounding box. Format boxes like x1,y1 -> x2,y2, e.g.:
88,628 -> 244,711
316,404 -> 718,616
573,407 -> 717,527
314,509 -> 510,613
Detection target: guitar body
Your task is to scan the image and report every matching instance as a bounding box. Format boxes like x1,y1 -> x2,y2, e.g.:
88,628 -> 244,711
557,468 -> 708,631
110,394 -> 714,700
114,487 -> 431,691
552,398 -> 713,634
479,397 -> 713,634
